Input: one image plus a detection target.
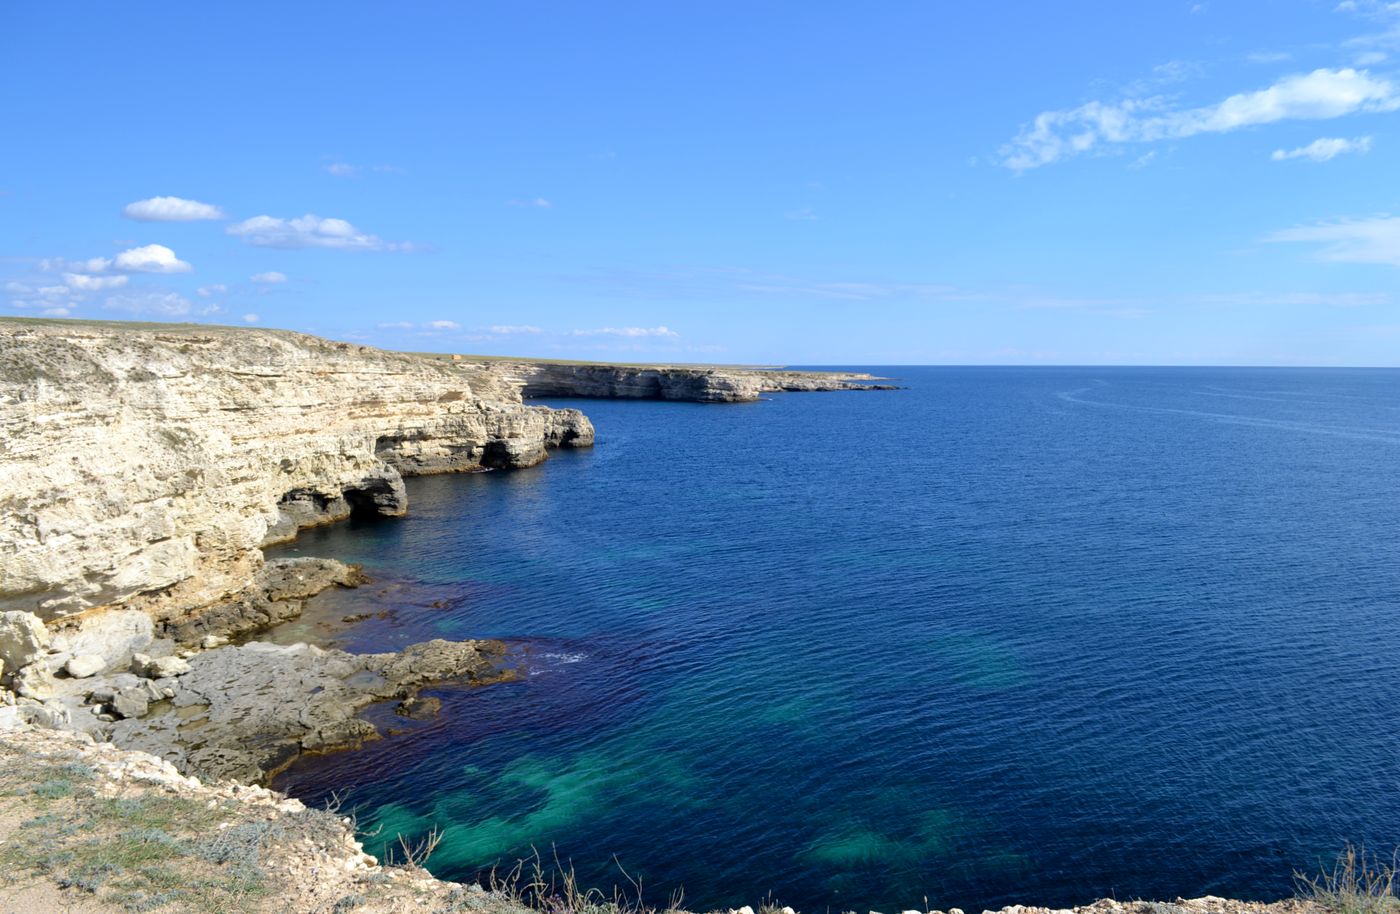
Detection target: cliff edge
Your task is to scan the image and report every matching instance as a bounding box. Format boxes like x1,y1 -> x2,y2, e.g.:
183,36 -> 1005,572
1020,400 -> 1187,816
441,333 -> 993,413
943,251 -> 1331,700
0,319 -> 593,625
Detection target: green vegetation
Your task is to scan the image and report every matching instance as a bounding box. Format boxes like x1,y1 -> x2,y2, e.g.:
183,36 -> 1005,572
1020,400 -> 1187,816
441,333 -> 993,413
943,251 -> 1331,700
1297,845 -> 1400,914
0,746 -> 344,913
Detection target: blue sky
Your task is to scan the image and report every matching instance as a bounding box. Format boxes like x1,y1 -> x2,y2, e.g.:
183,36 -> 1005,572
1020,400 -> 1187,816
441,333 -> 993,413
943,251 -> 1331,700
4,1 -> 1400,365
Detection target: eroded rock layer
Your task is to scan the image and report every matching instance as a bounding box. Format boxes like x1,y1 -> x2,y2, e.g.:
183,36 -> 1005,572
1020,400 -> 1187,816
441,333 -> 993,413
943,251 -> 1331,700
0,320 -> 593,623
485,360 -> 898,402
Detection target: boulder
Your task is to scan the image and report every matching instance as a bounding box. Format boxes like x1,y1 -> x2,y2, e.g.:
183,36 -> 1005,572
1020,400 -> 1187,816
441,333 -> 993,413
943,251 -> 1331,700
146,655 -> 191,678
13,664 -> 57,700
0,611 -> 50,673
109,687 -> 150,720
131,652 -> 190,678
64,654 -> 106,679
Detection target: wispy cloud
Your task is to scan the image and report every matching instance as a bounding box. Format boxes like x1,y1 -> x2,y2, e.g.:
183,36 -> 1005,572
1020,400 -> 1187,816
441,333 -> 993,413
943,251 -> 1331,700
325,162 -> 403,177
63,273 -> 128,291
227,214 -> 412,251
1271,135 -> 1372,161
489,325 -> 543,334
102,289 -> 193,316
197,284 -> 227,298
250,271 -> 287,283
572,326 -> 679,338
508,198 -> 552,208
242,313 -> 260,323
1266,215 -> 1400,265
122,196 -> 225,221
1193,291 -> 1391,306
1003,68 -> 1399,169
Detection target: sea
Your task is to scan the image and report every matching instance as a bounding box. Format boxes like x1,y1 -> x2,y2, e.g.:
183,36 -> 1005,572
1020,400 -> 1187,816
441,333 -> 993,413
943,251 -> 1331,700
266,367 -> 1400,913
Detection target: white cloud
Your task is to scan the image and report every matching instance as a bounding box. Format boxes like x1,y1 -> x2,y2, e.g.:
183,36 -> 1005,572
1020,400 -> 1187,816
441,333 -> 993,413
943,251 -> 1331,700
227,214 -> 409,251
326,162 -> 403,176
1003,68 -> 1400,169
426,320 -> 460,330
250,271 -> 287,283
122,196 -> 225,221
785,207 -> 819,221
489,325 -> 542,334
377,321 -> 415,329
242,313 -> 260,323
197,284 -> 227,297
508,198 -> 552,208
63,273 -> 128,291
1267,215 -> 1400,265
572,326 -> 679,338
39,256 -> 112,274
102,290 -> 193,316
1128,150 -> 1158,169
112,244 -> 192,273
1271,135 -> 1372,161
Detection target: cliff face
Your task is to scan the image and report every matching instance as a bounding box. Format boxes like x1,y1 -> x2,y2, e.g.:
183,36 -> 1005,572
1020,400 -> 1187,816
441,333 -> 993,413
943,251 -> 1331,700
483,361 -> 896,403
0,321 -> 592,624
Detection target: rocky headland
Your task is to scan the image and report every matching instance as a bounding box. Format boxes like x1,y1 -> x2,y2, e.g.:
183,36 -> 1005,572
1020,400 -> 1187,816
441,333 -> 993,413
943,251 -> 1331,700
470,358 -> 899,403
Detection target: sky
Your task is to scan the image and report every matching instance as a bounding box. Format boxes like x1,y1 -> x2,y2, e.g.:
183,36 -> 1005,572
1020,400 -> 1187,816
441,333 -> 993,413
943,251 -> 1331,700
4,1 -> 1400,366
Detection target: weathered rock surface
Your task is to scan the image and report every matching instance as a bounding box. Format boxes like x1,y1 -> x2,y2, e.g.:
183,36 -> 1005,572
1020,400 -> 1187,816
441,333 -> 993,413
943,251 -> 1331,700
483,359 -> 899,403
158,556 -> 369,644
0,610 -> 49,673
106,637 -> 514,783
0,319 -> 593,623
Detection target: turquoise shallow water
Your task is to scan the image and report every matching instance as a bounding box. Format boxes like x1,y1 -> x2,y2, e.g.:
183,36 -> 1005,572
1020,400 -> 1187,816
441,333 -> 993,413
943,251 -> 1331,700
269,368 -> 1400,913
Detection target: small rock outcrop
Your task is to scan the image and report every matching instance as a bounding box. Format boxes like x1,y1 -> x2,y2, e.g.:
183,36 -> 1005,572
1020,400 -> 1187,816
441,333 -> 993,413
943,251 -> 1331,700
107,637 -> 514,783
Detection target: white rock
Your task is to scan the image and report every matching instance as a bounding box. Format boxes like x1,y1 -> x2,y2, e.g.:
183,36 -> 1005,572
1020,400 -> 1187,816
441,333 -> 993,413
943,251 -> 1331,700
51,610 -> 153,673
65,654 -> 106,679
0,611 -> 50,673
13,663 -> 57,699
146,655 -> 191,678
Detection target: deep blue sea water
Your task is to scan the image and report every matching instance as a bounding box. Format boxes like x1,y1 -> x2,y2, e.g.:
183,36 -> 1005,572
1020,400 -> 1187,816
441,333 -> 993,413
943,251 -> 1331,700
268,368 -> 1400,913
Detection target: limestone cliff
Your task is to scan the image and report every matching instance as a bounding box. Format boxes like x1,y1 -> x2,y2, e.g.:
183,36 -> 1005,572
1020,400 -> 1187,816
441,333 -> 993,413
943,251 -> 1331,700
479,360 -> 897,402
0,320 -> 593,624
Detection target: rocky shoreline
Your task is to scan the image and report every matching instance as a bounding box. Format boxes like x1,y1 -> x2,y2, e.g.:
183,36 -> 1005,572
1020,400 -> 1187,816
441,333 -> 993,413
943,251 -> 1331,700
469,358 -> 900,402
0,319 -> 1317,913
